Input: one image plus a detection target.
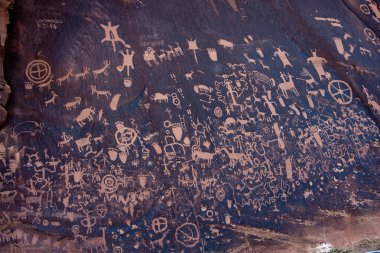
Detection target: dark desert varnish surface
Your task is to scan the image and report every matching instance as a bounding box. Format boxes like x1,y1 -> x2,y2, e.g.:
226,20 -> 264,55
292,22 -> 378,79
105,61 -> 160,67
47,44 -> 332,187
1,0 -> 380,252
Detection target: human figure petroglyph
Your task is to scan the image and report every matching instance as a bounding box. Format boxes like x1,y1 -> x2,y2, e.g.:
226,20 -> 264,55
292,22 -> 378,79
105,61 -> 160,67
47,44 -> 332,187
222,79 -> 239,106
80,208 -> 97,234
273,47 -> 293,67
117,49 -> 135,76
307,49 -> 329,80
100,21 -> 127,52
191,118 -> 210,138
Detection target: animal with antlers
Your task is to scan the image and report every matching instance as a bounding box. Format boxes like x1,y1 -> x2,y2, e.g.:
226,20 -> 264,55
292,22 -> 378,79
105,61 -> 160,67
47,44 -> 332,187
295,68 -> 318,88
92,60 -> 110,78
80,227 -> 107,253
56,68 -> 73,86
278,73 -> 299,99
90,85 -> 112,99
74,67 -> 90,81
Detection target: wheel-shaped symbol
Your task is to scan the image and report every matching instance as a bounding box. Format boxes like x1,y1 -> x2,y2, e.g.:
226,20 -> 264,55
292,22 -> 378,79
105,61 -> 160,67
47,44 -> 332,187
175,222 -> 200,248
364,28 -> 377,41
151,217 -> 168,233
360,4 -> 370,14
115,123 -> 137,148
328,80 -> 352,105
25,60 -> 51,84
101,174 -> 118,193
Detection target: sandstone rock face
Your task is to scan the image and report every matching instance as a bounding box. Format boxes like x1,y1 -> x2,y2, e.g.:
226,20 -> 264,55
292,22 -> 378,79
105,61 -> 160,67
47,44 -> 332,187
0,0 -> 11,126
0,0 -> 380,252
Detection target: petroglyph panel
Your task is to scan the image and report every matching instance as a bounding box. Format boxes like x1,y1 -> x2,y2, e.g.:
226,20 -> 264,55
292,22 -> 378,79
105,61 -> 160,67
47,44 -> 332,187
1,0 -> 380,252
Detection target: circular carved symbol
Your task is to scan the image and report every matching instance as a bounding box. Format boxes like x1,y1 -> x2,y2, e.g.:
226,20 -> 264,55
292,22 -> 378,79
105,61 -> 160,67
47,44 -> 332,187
151,217 -> 168,233
26,60 -> 51,84
175,222 -> 200,248
96,204 -> 108,217
328,80 -> 352,105
113,246 -> 123,253
214,107 -> 223,118
364,28 -> 376,41
360,4 -> 370,14
71,225 -> 80,234
42,219 -> 49,226
115,124 -> 137,149
101,174 -> 118,193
